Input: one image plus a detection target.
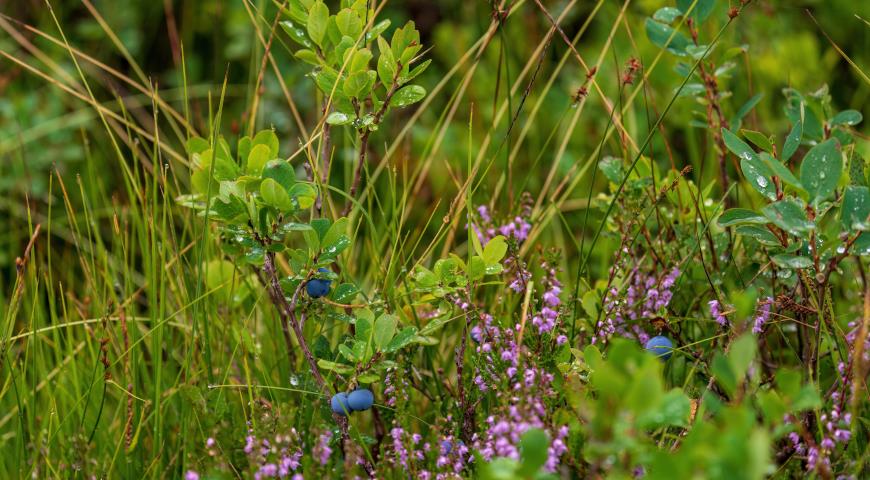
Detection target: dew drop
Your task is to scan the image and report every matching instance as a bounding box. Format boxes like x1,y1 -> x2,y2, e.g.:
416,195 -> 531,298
756,176 -> 769,188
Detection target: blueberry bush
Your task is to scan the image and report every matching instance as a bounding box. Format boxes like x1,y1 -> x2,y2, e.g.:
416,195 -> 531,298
1,0 -> 869,479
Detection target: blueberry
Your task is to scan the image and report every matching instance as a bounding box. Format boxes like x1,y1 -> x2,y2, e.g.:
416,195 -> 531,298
346,388 -> 374,411
306,268 -> 333,299
330,392 -> 351,416
644,335 -> 674,360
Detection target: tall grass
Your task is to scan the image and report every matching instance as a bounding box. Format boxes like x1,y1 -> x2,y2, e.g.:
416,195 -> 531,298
1,0 -> 868,478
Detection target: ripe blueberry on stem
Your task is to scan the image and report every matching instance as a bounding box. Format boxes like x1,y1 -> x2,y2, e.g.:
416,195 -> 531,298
644,335 -> 674,360
306,267 -> 333,299
331,392 -> 351,416
347,388 -> 374,411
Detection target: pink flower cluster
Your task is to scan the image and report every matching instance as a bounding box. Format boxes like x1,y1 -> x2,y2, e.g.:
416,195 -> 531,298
595,267 -> 680,345
531,261 -> 563,336
242,429 -> 305,479
473,366 -> 569,472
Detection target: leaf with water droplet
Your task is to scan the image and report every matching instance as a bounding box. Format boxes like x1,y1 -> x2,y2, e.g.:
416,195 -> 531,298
736,225 -> 781,247
645,18 -> 690,56
762,198 -> 814,236
800,139 -> 841,206
326,111 -> 353,125
772,254 -> 813,270
830,110 -> 862,127
782,118 -> 803,162
760,152 -> 802,192
280,20 -> 313,48
392,84 -> 426,108
841,186 -> 870,231
718,209 -> 769,227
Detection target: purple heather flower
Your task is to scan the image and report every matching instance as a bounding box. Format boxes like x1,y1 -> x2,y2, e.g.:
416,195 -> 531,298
316,431 -> 333,465
708,300 -> 728,326
752,297 -> 773,334
255,463 -> 278,479
184,471 -> 199,480
244,434 -> 256,454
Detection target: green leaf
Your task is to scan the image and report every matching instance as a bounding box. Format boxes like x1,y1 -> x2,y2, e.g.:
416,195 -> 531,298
322,217 -> 349,251
246,144 -> 271,176
260,178 -> 292,211
517,428 -> 549,477
718,209 -> 768,227
280,20 -> 313,48
373,314 -> 398,350
723,127 -> 776,197
842,186 -> 870,231
782,119 -> 803,162
760,152 -> 801,190
391,84 -> 426,108
599,156 -> 625,184
339,343 -> 358,362
349,48 -> 372,73
414,266 -> 438,289
401,59 -> 431,84
731,93 -> 763,130
294,48 -> 321,66
728,334 -> 756,382
711,353 -> 737,397
376,35 -> 397,86
830,109 -> 863,127
741,156 -> 776,200
849,153 -> 868,187
343,71 -> 374,98
792,384 -> 822,411
312,68 -> 339,96
722,127 -> 757,161
762,198 -> 814,235
384,326 -> 418,352
326,111 -> 353,125
335,8 -> 362,38
741,129 -> 773,154
365,19 -> 391,43
735,225 -> 781,246
677,0 -> 716,22
772,254 -> 813,269
800,139 -> 841,205
320,235 -> 350,261
330,283 -> 358,304
468,256 -> 486,281
639,389 -> 691,428
354,316 -> 372,359
652,7 -> 682,23
483,235 -> 508,265
318,359 -> 353,375
306,1 -> 329,47
645,18 -> 690,56
186,136 -> 209,155
262,160 -> 296,189
288,183 -> 317,209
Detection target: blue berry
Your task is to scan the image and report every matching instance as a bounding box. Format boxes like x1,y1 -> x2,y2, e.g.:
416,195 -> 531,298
644,335 -> 674,360
306,268 -> 333,299
330,392 -> 351,416
347,388 -> 374,411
